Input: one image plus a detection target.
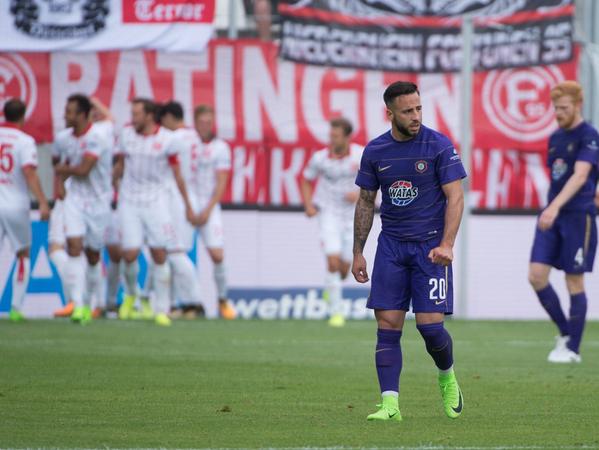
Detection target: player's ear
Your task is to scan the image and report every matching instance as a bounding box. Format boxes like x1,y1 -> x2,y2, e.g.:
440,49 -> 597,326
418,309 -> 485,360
386,107 -> 393,122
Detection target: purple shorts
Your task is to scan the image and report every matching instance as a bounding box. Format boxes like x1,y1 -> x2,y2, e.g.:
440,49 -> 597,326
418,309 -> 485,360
530,210 -> 597,274
367,233 -> 453,314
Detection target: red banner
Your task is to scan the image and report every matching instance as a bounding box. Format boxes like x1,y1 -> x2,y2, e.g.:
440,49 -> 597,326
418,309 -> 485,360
0,40 -> 576,209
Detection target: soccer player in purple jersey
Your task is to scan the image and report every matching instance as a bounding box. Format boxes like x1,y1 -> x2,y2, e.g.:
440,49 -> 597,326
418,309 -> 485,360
352,81 -> 466,422
528,81 -> 599,364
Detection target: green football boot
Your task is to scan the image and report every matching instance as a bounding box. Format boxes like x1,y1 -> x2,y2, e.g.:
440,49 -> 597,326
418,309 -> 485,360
140,298 -> 154,320
118,294 -> 136,320
439,369 -> 463,419
71,306 -> 92,325
366,394 -> 402,422
9,308 -> 25,322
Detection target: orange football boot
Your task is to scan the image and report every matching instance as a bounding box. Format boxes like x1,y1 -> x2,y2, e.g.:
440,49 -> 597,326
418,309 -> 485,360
53,301 -> 74,318
218,299 -> 237,320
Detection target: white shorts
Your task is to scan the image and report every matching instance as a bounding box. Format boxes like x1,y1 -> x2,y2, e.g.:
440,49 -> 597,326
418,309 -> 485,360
197,204 -> 224,249
104,208 -> 121,247
48,199 -> 66,246
169,191 -> 194,252
318,212 -> 353,262
119,197 -> 175,250
63,196 -> 111,251
0,208 -> 31,252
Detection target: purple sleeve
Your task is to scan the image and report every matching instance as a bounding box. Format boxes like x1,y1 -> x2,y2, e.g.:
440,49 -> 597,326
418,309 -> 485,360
436,145 -> 467,185
576,129 -> 599,165
355,148 -> 379,191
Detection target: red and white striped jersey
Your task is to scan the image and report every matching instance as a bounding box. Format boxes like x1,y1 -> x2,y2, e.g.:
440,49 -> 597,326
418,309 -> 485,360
0,124 -> 38,209
189,137 -> 231,209
53,123 -> 113,203
116,125 -> 180,204
303,143 -> 363,217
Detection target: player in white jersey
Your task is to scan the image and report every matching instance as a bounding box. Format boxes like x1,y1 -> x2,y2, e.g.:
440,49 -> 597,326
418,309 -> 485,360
301,118 -> 363,327
190,105 -> 235,319
53,94 -> 113,325
158,101 -> 203,317
0,99 -> 50,321
113,98 -> 194,327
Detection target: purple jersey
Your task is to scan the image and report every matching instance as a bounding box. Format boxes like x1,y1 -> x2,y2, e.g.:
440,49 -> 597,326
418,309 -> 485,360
547,121 -> 599,213
355,125 -> 467,241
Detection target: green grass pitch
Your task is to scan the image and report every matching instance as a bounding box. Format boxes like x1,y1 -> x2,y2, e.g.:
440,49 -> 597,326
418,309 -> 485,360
1,319 -> 598,449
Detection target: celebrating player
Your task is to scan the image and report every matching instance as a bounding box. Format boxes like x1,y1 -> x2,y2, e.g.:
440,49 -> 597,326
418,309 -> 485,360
189,105 -> 235,319
301,117 -> 362,327
53,94 -> 113,324
113,98 -> 194,326
0,99 -> 50,321
353,81 -> 466,422
159,101 -> 203,316
528,81 -> 599,363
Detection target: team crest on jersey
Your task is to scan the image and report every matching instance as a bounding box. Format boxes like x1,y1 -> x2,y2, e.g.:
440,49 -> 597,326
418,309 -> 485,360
415,160 -> 428,173
588,140 -> 599,151
552,158 -> 568,180
389,180 -> 418,207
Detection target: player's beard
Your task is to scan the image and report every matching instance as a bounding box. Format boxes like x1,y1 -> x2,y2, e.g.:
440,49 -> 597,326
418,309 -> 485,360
393,118 -> 420,138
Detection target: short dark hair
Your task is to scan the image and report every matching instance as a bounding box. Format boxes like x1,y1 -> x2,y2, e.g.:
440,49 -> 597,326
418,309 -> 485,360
160,101 -> 184,121
194,104 -> 214,119
330,117 -> 353,136
67,93 -> 92,117
383,81 -> 419,106
132,97 -> 159,117
3,98 -> 26,123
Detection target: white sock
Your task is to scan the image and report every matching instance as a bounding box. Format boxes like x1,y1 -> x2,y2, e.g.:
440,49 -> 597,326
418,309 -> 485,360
50,248 -> 68,299
86,262 -> 104,308
142,260 -> 154,300
439,366 -> 454,376
11,256 -> 30,311
213,261 -> 228,300
382,391 -> 399,398
152,262 -> 171,314
106,260 -> 121,308
66,255 -> 86,308
325,271 -> 342,315
169,253 -> 201,305
123,260 -> 139,297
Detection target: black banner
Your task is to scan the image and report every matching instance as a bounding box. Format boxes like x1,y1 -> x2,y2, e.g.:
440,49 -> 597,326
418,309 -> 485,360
279,0 -> 574,73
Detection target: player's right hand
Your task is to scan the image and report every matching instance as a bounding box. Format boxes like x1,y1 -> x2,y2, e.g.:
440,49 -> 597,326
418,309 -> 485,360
304,204 -> 318,217
39,203 -> 50,221
352,253 -> 369,283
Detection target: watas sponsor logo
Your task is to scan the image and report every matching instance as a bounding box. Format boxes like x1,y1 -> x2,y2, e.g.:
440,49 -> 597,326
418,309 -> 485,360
389,180 -> 418,207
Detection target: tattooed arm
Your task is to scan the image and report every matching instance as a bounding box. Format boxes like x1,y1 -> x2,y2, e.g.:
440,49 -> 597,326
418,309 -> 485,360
352,188 -> 377,283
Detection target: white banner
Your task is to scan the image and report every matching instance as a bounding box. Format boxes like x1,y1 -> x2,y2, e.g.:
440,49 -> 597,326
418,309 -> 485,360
1,0 -> 214,52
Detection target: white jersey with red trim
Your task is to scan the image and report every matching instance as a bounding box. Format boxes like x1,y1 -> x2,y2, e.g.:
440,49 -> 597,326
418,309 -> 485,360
190,137 -> 231,209
303,143 -> 363,217
53,123 -> 113,203
171,127 -> 199,187
0,125 -> 38,209
93,120 -> 116,148
117,125 -> 179,205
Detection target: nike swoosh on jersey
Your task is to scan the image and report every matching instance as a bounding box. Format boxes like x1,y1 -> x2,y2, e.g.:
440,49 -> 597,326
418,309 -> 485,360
452,389 -> 463,414
435,300 -> 446,305
378,165 -> 392,172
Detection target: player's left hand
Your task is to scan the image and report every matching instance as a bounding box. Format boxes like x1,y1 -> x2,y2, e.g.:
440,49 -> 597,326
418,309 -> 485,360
428,245 -> 453,266
54,164 -> 69,176
538,205 -> 559,231
39,203 -> 50,221
185,205 -> 195,224
194,208 -> 211,226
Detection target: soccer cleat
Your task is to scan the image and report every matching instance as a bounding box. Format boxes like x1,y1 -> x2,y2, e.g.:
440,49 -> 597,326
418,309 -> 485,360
322,289 -> 330,303
366,395 -> 402,422
9,308 -> 25,322
439,369 -> 463,419
71,306 -> 92,325
219,299 -> 237,320
328,313 -> 345,327
547,335 -> 572,362
118,294 -> 136,320
92,307 -> 105,320
155,313 -> 172,327
139,298 -> 154,320
548,347 -> 581,363
53,301 -> 74,318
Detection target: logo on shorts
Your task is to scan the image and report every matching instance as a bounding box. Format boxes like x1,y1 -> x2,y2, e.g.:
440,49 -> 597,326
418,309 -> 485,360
389,180 -> 418,207
415,160 -> 428,173
551,158 -> 568,180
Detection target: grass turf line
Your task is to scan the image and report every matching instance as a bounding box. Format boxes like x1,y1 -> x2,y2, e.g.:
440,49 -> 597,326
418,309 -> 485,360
0,320 -> 598,448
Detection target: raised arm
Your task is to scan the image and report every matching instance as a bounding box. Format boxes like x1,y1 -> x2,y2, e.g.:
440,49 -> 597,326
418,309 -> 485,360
352,188 -> 377,283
